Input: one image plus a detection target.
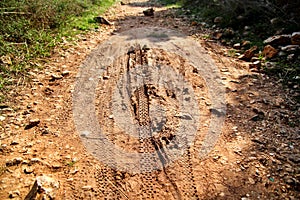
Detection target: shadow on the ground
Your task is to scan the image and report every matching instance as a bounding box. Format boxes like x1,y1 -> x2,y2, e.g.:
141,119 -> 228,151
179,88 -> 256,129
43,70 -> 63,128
100,3 -> 300,199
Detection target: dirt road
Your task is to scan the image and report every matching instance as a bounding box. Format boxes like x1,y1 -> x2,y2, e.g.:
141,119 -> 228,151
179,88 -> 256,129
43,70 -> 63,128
0,0 -> 299,199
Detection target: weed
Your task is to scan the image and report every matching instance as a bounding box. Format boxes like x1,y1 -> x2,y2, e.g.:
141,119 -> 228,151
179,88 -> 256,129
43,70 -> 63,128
0,0 -> 115,92
66,160 -> 77,167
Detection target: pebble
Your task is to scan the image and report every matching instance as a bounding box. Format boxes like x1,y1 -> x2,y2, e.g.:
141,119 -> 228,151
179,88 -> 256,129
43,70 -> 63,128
0,116 -> 6,121
248,177 -> 255,184
8,190 -> 20,198
214,17 -> 222,23
25,119 -> 40,130
82,185 -> 92,191
6,157 -> 23,166
62,70 -> 70,76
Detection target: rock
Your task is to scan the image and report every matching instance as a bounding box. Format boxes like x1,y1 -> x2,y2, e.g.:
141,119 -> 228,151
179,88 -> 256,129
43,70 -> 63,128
250,113 -> 264,121
94,16 -> 113,25
10,141 -> 19,145
50,74 -> 63,81
249,61 -> 261,69
103,75 -> 110,80
25,175 -> 59,200
264,34 -> 291,46
191,21 -> 197,26
270,18 -> 280,25
244,26 -> 251,31
223,28 -> 235,37
284,176 -> 296,185
287,54 -> 295,61
233,43 -> 241,49
24,167 -> 34,174
82,185 -> 92,191
0,115 -> 5,121
214,17 -> 222,23
61,70 -> 70,76
248,177 -> 255,184
242,40 -> 251,47
288,154 -> 300,163
25,119 -> 40,130
213,32 -> 223,40
8,190 -> 20,198
143,8 -> 154,16
263,45 -> 278,59
291,32 -> 300,45
6,157 -> 23,166
281,45 -> 299,52
278,51 -> 287,57
238,46 -> 257,61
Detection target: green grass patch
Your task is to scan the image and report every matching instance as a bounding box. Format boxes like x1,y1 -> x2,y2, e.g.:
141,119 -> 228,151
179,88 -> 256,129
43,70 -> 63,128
0,0 -> 116,93
156,0 -> 183,8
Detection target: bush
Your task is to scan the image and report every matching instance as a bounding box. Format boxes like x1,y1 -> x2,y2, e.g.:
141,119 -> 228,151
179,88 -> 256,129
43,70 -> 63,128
0,0 -> 114,91
181,0 -> 300,33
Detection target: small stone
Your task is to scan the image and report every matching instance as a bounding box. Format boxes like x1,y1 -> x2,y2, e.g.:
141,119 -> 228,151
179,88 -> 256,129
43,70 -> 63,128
284,176 -> 295,185
249,61 -> 261,69
142,45 -> 150,51
143,8 -> 154,16
191,21 -> 197,26
242,40 -> 251,47
30,158 -> 41,164
278,51 -> 287,57
0,115 -> 5,121
248,177 -> 255,184
213,32 -> 223,40
287,54 -> 295,61
244,26 -> 251,31
103,75 -> 110,80
264,34 -> 292,46
69,167 -> 79,175
241,197 -> 250,200
214,17 -> 222,23
50,74 -> 63,81
94,16 -> 113,25
24,167 -> 34,174
25,119 -> 40,130
25,175 -> 59,200
233,43 -> 241,49
9,190 -> 20,198
291,32 -> 300,45
288,154 -> 300,163
281,45 -> 299,52
10,141 -> 19,145
82,185 -> 92,191
52,164 -> 62,169
263,45 -> 278,59
239,46 -> 258,61
108,115 -> 114,119
6,157 -> 23,166
62,70 -> 70,76
223,28 -> 235,37
270,18 -> 280,25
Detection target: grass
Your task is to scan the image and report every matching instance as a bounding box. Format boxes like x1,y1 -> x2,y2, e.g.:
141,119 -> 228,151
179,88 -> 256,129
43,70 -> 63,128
157,0 -> 183,8
157,0 -> 300,94
0,0 -> 116,95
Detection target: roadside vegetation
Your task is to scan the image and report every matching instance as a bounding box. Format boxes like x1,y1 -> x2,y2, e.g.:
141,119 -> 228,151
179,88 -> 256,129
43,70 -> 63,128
0,0 -> 115,99
159,0 -> 300,100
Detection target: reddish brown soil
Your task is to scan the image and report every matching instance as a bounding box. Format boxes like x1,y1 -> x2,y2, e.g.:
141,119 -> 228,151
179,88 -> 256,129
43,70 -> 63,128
0,1 -> 299,199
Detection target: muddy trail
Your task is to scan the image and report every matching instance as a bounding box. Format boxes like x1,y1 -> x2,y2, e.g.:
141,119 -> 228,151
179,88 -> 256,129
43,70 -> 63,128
0,0 -> 299,200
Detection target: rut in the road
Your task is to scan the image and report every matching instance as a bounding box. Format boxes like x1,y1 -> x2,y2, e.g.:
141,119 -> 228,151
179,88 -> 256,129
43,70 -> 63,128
94,45 -> 210,199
